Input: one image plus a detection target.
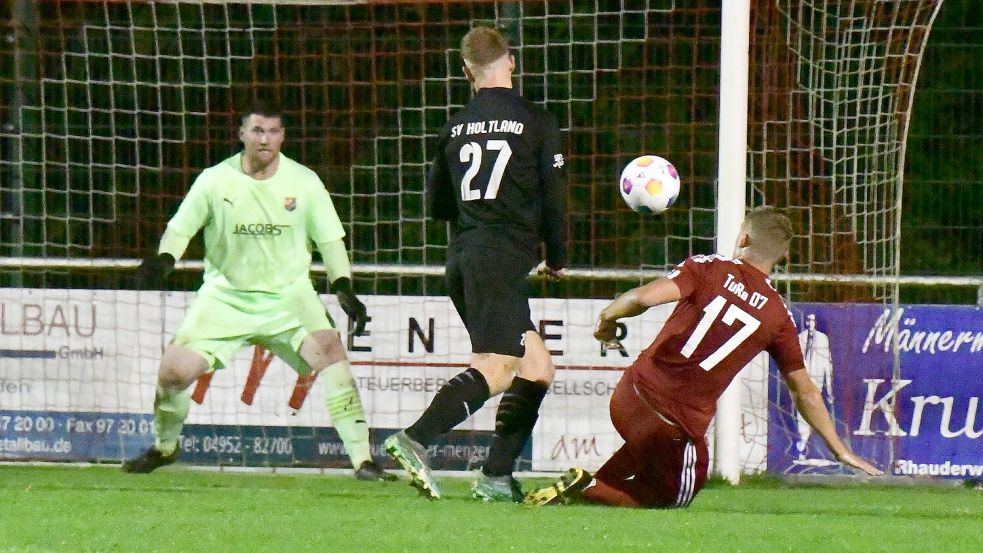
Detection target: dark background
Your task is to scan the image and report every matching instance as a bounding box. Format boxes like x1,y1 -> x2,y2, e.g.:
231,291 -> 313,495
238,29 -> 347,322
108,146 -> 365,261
1,0 -> 979,303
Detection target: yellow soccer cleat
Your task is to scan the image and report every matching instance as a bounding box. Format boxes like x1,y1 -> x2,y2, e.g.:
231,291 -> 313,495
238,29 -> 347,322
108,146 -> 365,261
523,467 -> 592,506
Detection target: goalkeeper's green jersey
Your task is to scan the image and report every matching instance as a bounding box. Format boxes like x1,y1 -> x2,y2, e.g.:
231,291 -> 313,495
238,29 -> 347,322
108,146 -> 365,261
160,152 -> 345,293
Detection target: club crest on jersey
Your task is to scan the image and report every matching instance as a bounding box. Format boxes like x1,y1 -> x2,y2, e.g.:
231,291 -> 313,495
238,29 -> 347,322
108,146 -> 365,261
284,197 -> 297,211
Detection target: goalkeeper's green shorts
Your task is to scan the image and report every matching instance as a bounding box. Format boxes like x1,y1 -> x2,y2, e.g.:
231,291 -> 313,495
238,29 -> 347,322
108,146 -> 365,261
172,278 -> 334,372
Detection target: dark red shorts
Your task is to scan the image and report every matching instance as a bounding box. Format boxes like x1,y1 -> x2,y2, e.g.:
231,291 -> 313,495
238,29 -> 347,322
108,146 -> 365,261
600,371 -> 710,508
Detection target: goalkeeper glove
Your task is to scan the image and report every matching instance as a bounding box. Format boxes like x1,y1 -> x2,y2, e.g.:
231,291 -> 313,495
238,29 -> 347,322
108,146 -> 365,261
330,277 -> 368,336
134,253 -> 175,290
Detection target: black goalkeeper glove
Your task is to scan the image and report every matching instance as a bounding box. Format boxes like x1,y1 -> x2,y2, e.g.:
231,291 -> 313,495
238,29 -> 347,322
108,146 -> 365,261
330,277 -> 368,336
134,253 -> 175,290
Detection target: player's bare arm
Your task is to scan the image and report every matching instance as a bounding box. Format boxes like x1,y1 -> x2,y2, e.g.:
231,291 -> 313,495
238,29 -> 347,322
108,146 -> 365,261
594,277 -> 682,348
784,369 -> 882,476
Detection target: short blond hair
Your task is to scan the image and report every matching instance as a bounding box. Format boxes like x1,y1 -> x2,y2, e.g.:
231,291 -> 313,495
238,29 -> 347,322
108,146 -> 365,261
461,25 -> 509,66
742,206 -> 793,262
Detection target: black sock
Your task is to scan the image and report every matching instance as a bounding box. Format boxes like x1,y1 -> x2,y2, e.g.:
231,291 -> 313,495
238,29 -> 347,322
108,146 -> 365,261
482,377 -> 548,477
405,368 -> 489,447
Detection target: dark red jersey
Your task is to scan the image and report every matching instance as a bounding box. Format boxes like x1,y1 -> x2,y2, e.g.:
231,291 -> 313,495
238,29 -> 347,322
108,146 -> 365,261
630,254 -> 805,439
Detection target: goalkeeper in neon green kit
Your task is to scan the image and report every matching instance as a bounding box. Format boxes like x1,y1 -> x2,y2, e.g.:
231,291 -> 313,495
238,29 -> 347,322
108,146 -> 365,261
122,101 -> 394,480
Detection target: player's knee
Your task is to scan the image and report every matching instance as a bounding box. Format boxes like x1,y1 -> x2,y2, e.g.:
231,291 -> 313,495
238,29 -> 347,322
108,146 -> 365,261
518,331 -> 555,385
303,329 -> 347,371
158,345 -> 208,391
157,363 -> 201,392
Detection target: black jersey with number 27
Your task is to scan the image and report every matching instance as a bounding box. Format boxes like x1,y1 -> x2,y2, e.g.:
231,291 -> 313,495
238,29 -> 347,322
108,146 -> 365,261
426,87 -> 567,269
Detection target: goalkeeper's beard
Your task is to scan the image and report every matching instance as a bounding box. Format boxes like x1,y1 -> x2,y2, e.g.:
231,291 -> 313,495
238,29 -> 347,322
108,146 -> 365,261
243,150 -> 279,176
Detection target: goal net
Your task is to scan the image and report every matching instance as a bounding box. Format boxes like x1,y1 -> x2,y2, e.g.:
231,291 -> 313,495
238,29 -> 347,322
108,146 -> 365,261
0,0 -> 943,476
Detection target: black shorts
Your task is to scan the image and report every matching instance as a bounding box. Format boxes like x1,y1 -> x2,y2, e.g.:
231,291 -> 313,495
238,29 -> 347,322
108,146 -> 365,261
446,243 -> 535,357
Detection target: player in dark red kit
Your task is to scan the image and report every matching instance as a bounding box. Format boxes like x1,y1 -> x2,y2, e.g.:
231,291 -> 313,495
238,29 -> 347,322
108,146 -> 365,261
384,25 -> 567,502
525,206 -> 881,508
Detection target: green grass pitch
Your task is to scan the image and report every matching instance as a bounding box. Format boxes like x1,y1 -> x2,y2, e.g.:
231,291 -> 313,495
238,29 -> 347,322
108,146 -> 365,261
0,465 -> 980,553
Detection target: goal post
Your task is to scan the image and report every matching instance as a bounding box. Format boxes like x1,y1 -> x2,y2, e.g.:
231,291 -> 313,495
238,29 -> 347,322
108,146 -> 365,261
715,0 -> 752,485
0,0 -> 962,477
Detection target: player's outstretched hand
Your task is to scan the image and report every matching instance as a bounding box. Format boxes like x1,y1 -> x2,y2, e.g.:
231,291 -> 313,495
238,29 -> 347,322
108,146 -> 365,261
331,277 -> 368,336
536,261 -> 565,282
593,316 -> 622,351
836,450 -> 883,476
133,253 -> 175,290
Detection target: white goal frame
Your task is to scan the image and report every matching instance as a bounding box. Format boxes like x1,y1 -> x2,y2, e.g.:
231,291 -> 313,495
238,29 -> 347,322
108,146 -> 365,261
3,257 -> 980,297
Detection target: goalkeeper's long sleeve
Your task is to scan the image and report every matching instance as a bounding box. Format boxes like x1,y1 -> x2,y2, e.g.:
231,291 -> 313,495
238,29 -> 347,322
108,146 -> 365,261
316,238 -> 353,284
158,226 -> 194,262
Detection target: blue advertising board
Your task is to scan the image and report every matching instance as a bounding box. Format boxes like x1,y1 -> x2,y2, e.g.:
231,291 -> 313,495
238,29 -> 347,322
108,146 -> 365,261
768,304 -> 983,479
0,408 -> 523,471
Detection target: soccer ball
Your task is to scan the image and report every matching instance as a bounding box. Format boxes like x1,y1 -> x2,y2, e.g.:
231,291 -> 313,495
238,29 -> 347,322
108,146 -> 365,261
619,155 -> 681,214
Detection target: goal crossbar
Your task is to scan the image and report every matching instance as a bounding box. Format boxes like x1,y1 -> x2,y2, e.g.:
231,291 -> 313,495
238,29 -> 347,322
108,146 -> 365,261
2,257 -> 980,290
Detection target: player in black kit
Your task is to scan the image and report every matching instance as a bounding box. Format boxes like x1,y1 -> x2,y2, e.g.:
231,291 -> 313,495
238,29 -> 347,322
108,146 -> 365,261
385,25 -> 567,502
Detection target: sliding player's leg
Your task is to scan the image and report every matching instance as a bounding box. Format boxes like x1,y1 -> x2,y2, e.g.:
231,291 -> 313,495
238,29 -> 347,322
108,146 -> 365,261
522,467 -> 594,506
524,372 -> 709,508
523,374 -> 649,507
582,434 -> 708,508
523,442 -> 641,507
525,434 -> 708,509
582,375 -> 709,508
